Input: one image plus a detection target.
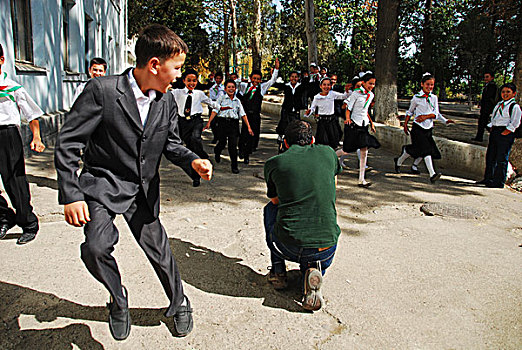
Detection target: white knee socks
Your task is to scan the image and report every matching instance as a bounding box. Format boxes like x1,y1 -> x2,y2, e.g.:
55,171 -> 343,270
397,148 -> 410,166
424,155 -> 436,176
359,148 -> 368,183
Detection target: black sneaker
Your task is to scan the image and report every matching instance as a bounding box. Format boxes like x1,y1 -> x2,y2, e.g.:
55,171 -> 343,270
0,223 -> 10,240
107,287 -> 131,341
410,165 -> 421,174
192,179 -> 200,187
17,231 -> 37,245
172,297 -> 193,337
244,156 -> 249,165
430,173 -> 442,183
231,168 -> 239,174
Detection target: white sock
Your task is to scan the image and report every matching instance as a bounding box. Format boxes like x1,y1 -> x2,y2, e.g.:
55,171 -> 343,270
397,149 -> 410,166
340,154 -> 349,165
413,157 -> 422,166
336,149 -> 345,157
359,148 -> 368,183
424,156 -> 436,177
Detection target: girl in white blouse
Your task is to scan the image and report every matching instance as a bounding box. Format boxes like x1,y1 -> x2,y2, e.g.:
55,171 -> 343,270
342,71 -> 380,188
394,73 -> 454,183
305,77 -> 349,149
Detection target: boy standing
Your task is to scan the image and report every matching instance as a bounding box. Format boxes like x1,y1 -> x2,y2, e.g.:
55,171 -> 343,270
55,25 -> 212,340
72,57 -> 107,103
237,58 -> 280,163
0,43 -> 45,245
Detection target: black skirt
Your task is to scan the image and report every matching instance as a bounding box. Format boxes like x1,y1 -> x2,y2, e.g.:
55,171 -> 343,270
342,123 -> 381,153
405,123 -> 441,159
315,115 -> 342,149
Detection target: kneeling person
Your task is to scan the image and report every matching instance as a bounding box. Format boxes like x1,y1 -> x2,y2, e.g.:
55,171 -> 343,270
263,120 -> 342,311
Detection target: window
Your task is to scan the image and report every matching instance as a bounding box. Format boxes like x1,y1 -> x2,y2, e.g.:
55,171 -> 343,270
10,0 -> 33,63
62,0 -> 74,70
85,14 -> 93,73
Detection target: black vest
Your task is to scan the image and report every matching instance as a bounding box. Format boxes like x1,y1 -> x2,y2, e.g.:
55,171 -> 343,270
282,84 -> 306,112
240,83 -> 263,114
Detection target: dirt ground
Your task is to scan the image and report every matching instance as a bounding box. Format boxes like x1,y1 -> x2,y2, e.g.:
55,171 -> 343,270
0,113 -> 520,349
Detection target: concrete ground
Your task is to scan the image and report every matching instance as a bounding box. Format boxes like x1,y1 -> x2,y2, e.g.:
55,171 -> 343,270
0,113 -> 521,349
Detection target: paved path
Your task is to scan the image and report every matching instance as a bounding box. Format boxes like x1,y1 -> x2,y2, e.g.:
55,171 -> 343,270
0,113 -> 520,349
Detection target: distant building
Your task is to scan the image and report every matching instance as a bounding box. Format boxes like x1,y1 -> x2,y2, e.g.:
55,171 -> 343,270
0,0 -> 128,113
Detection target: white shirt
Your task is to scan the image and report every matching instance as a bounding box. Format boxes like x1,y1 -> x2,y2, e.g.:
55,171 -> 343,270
487,99 -> 522,132
238,69 -> 279,97
213,94 -> 246,120
345,88 -> 374,126
128,69 -> 156,126
208,83 -> 225,101
286,82 -> 300,95
72,82 -> 87,103
309,91 -> 349,116
0,72 -> 43,125
171,87 -> 218,116
405,91 -> 447,129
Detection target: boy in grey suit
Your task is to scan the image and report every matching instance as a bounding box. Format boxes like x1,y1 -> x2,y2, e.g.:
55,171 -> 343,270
55,25 -> 212,340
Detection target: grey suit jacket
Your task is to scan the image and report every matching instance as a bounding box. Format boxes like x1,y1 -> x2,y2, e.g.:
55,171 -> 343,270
55,68 -> 199,217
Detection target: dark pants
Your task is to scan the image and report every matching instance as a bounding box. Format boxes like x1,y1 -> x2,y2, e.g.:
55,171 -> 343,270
239,111 -> 261,156
179,114 -> 208,159
215,118 -> 239,169
0,126 -> 38,232
475,112 -> 491,141
484,126 -> 515,186
81,193 -> 184,317
263,202 -> 336,278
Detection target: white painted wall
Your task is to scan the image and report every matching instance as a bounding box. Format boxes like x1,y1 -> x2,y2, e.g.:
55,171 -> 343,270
0,0 -> 127,113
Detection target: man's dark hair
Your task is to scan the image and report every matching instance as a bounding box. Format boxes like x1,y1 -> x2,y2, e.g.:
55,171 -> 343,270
224,79 -> 236,88
250,69 -> 262,78
285,120 -> 313,146
214,71 -> 224,78
182,68 -> 198,80
500,82 -> 516,93
89,57 -> 107,70
0,43 -> 3,57
484,70 -> 495,77
288,71 -> 299,78
135,24 -> 188,68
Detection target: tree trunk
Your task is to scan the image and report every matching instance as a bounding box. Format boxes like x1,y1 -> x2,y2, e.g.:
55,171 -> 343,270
509,8 -> 522,174
223,0 -> 230,75
421,0 -> 433,73
304,0 -> 318,66
230,0 -> 239,74
252,0 -> 262,71
374,0 -> 400,126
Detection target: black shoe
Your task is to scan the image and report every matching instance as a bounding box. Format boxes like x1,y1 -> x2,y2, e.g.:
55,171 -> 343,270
357,181 -> 372,188
172,297 -> 193,337
107,287 -> 131,341
238,152 -> 244,160
231,168 -> 239,174
215,153 -> 221,163
430,173 -> 442,183
17,231 -> 37,245
471,137 -> 482,142
410,166 -> 421,175
192,179 -> 200,187
393,157 -> 401,173
486,182 -> 504,188
0,224 -> 10,240
244,156 -> 249,165
475,179 -> 490,185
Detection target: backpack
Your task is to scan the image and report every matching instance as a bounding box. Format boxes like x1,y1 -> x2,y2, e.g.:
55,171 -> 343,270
510,103 -> 522,138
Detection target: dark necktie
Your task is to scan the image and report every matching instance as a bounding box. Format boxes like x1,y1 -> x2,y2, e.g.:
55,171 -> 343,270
184,91 -> 192,117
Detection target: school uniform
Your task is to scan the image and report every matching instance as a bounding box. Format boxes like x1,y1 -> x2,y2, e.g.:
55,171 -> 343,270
308,91 -> 348,149
403,91 -> 447,159
171,87 -> 218,160
276,82 -> 306,135
483,99 -> 521,186
0,72 -> 42,234
213,94 -> 246,170
475,81 -> 498,141
55,68 -> 199,317
342,88 -> 380,153
237,69 -> 278,159
208,83 -> 224,141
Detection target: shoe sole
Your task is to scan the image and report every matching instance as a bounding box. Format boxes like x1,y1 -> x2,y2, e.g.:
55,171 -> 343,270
16,234 -> 36,245
303,269 -> 324,311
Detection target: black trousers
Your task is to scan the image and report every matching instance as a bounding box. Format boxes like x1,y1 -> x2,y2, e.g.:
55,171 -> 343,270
239,111 -> 261,156
179,114 -> 208,159
484,127 -> 515,186
0,126 -> 38,231
215,118 -> 240,169
81,194 -> 184,317
475,111 -> 491,140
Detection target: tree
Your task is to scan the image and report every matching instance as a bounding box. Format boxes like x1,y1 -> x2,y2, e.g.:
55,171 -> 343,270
252,0 -> 262,70
304,0 -> 318,66
374,0 -> 400,126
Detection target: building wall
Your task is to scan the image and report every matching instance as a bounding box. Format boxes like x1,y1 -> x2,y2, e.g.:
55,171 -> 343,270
0,0 -> 128,114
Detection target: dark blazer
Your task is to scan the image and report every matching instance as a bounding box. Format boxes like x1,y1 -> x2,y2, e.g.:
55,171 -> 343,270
281,84 -> 307,113
480,82 -> 498,117
55,68 -> 198,217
